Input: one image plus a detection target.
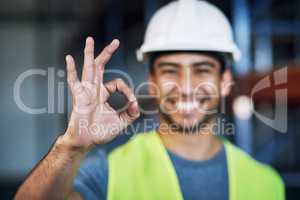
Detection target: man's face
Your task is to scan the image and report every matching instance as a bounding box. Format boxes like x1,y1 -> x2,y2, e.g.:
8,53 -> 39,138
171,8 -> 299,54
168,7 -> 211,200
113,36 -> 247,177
149,52 -> 231,132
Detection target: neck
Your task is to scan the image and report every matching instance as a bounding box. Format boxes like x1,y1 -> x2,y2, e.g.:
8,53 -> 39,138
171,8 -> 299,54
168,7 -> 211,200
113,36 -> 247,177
157,118 -> 222,161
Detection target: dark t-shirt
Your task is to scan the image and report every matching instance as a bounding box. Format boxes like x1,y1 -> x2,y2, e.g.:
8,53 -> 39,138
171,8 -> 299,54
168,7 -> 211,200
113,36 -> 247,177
73,145 -> 228,200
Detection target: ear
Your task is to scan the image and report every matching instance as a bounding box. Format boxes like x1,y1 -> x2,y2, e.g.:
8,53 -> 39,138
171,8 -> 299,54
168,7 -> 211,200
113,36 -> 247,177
220,69 -> 234,97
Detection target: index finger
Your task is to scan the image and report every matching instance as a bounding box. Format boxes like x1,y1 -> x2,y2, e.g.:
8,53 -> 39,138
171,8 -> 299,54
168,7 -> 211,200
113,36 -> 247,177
94,39 -> 120,85
104,78 -> 136,103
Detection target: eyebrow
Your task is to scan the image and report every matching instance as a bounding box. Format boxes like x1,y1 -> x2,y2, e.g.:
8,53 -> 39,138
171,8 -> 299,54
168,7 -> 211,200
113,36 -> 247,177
157,62 -> 180,68
157,61 -> 216,68
192,61 -> 216,68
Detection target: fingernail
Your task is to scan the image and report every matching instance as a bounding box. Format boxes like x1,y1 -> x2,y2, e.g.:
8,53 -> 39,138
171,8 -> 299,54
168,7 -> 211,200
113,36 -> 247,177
111,39 -> 119,46
86,36 -> 93,44
133,100 -> 138,108
133,101 -> 140,115
65,55 -> 70,62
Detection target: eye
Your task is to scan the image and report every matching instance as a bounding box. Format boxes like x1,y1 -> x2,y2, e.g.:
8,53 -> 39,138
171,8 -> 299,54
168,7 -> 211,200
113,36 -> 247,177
161,67 -> 178,75
194,66 -> 211,74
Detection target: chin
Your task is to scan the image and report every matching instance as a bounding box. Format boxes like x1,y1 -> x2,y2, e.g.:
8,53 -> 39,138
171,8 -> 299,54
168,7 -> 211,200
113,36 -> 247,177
161,111 -> 210,134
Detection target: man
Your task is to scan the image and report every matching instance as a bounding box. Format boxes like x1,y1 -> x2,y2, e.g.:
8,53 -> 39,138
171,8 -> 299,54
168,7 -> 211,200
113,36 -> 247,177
15,0 -> 284,200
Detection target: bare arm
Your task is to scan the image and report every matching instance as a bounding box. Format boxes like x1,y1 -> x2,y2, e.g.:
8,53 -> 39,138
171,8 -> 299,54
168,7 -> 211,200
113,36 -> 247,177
14,134 -> 86,200
14,37 -> 140,200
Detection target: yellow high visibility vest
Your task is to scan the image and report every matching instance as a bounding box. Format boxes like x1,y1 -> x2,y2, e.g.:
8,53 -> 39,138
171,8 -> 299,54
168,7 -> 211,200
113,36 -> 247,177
108,131 -> 285,200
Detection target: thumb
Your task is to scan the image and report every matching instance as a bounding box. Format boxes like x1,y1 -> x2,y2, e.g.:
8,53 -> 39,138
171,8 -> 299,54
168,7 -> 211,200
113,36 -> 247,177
119,100 -> 140,125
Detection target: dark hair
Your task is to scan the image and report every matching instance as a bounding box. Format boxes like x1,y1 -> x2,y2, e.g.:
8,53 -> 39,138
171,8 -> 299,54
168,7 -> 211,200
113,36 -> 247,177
148,51 -> 232,73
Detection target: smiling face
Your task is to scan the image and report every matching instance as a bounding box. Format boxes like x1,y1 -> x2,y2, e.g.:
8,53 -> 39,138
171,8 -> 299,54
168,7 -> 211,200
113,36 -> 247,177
149,52 -> 232,133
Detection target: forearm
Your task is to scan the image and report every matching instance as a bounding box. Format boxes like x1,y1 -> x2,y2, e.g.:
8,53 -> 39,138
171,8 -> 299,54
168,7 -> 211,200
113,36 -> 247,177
14,134 -> 88,200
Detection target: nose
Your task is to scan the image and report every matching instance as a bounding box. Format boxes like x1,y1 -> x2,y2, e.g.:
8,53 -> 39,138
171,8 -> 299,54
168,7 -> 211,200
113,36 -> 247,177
178,67 -> 193,96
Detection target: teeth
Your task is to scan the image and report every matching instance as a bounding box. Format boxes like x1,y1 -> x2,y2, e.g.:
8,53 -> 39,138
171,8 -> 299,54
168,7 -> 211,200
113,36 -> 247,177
176,101 -> 199,111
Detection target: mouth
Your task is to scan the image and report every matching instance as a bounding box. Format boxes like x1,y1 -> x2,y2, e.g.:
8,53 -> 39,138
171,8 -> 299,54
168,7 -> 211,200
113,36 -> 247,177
176,101 -> 199,113
163,89 -> 213,115
166,95 -> 211,115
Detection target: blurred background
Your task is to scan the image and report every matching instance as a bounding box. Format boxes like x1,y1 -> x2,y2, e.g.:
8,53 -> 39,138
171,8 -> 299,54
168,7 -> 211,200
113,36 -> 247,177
0,0 -> 300,199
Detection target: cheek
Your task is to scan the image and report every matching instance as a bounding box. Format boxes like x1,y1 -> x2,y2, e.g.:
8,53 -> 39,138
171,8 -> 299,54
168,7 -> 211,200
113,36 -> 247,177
194,76 -> 220,96
157,78 -> 178,97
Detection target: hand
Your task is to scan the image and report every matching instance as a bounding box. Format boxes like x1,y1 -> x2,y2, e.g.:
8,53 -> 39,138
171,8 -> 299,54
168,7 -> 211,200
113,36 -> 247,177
64,37 -> 140,150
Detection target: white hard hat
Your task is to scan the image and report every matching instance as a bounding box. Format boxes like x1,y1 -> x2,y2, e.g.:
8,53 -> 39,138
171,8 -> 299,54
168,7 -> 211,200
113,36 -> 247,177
136,0 -> 241,62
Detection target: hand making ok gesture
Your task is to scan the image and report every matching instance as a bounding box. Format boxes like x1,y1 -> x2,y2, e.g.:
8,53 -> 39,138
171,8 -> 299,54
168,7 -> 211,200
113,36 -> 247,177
64,37 -> 140,150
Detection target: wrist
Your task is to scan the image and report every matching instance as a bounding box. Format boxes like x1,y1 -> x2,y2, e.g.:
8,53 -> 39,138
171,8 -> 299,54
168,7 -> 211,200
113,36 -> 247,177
56,132 -> 91,156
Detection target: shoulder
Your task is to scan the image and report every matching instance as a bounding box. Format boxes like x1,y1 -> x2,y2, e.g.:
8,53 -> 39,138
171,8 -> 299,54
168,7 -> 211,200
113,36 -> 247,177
108,131 -> 155,160
228,142 -> 281,176
224,141 -> 284,195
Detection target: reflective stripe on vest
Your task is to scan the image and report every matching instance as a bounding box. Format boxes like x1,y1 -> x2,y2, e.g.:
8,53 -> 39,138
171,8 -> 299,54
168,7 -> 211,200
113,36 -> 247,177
108,131 -> 285,200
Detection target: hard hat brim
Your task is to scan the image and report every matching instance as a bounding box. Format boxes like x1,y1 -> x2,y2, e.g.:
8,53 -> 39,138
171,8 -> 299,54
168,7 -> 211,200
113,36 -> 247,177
136,43 -> 241,63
